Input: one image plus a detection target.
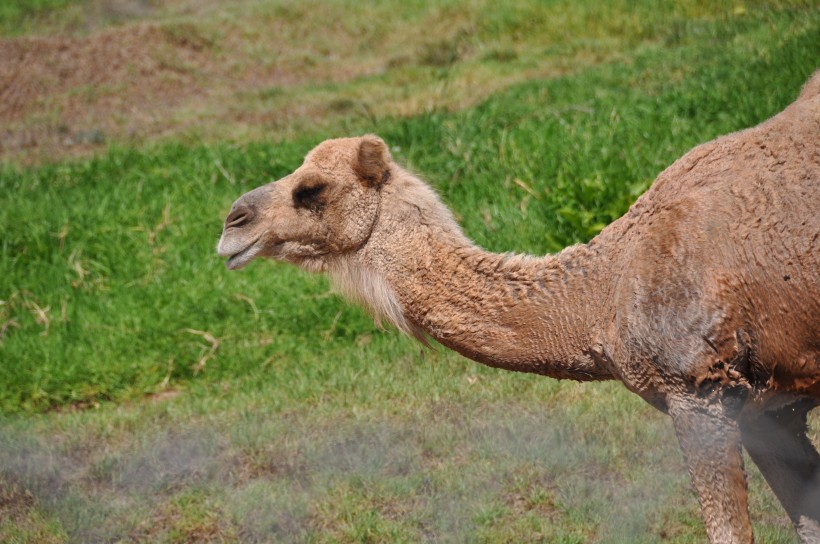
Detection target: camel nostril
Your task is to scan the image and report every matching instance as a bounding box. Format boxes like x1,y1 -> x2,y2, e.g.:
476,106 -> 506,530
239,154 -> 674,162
225,205 -> 254,229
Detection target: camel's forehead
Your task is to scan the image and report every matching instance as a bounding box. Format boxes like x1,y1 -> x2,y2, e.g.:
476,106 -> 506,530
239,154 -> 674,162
304,137 -> 361,170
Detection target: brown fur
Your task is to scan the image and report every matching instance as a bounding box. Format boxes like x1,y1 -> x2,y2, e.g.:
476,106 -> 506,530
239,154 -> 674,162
218,71 -> 820,543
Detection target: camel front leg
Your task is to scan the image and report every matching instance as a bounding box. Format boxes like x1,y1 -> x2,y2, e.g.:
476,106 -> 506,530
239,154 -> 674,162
740,400 -> 820,544
669,396 -> 753,544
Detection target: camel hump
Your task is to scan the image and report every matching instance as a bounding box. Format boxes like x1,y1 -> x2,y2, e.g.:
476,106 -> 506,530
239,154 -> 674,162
797,69 -> 820,102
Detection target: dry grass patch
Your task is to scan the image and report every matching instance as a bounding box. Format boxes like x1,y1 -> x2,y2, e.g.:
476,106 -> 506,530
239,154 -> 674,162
131,492 -> 241,544
0,474 -> 66,544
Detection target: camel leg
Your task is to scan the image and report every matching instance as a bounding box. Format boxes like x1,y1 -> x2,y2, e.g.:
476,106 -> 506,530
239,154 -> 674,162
669,396 -> 753,544
740,400 -> 820,543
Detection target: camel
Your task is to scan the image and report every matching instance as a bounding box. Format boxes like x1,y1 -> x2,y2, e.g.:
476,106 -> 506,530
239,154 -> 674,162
217,72 -> 820,543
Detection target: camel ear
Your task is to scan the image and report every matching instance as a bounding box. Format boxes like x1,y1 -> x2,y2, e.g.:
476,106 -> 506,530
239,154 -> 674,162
354,135 -> 391,188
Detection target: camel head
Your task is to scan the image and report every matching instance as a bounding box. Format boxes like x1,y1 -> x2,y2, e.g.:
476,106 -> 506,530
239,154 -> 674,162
217,135 -> 392,272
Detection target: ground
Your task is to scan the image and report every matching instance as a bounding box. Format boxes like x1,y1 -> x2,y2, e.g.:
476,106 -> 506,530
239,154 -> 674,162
1,0 -> 818,542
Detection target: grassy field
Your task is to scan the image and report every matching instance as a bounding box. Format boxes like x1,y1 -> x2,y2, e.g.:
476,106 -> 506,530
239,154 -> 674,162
2,1 -> 819,542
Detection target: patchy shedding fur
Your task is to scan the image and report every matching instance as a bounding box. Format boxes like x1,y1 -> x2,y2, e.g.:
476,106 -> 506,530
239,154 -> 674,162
218,73 -> 820,544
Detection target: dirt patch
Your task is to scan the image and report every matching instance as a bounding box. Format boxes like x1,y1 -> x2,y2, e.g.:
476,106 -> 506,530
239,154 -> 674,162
501,464 -> 562,520
129,494 -> 241,543
0,17 -> 381,164
0,474 -> 36,523
2,25 -> 192,158
0,473 -> 64,543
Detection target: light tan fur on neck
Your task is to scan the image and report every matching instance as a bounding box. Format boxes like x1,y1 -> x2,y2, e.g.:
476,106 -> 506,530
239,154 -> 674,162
327,255 -> 425,341
345,167 -> 609,379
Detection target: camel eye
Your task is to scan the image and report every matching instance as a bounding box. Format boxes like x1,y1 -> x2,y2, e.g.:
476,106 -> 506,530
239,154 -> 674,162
293,179 -> 328,211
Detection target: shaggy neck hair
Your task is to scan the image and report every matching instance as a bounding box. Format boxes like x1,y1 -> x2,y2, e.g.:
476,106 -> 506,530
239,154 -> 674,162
327,256 -> 425,341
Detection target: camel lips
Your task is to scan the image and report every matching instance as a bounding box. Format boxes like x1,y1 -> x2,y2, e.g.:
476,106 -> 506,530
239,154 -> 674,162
225,243 -> 257,270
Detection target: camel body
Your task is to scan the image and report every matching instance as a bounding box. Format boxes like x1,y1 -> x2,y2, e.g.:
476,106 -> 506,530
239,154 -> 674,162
594,81 -> 819,407
218,72 -> 820,543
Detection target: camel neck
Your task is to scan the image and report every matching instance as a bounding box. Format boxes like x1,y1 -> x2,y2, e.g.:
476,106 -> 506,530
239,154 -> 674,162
356,177 -> 613,381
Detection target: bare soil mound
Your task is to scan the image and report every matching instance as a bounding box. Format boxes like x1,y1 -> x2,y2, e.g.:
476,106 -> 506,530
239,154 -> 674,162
0,20 -> 375,163
2,25 -> 207,161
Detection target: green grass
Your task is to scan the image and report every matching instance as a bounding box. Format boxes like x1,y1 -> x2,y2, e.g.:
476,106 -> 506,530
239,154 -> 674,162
0,0 -> 84,35
1,1 -> 819,542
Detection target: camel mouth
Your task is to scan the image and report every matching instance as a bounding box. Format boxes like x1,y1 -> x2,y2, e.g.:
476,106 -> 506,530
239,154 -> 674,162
225,244 -> 257,270
221,236 -> 262,270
